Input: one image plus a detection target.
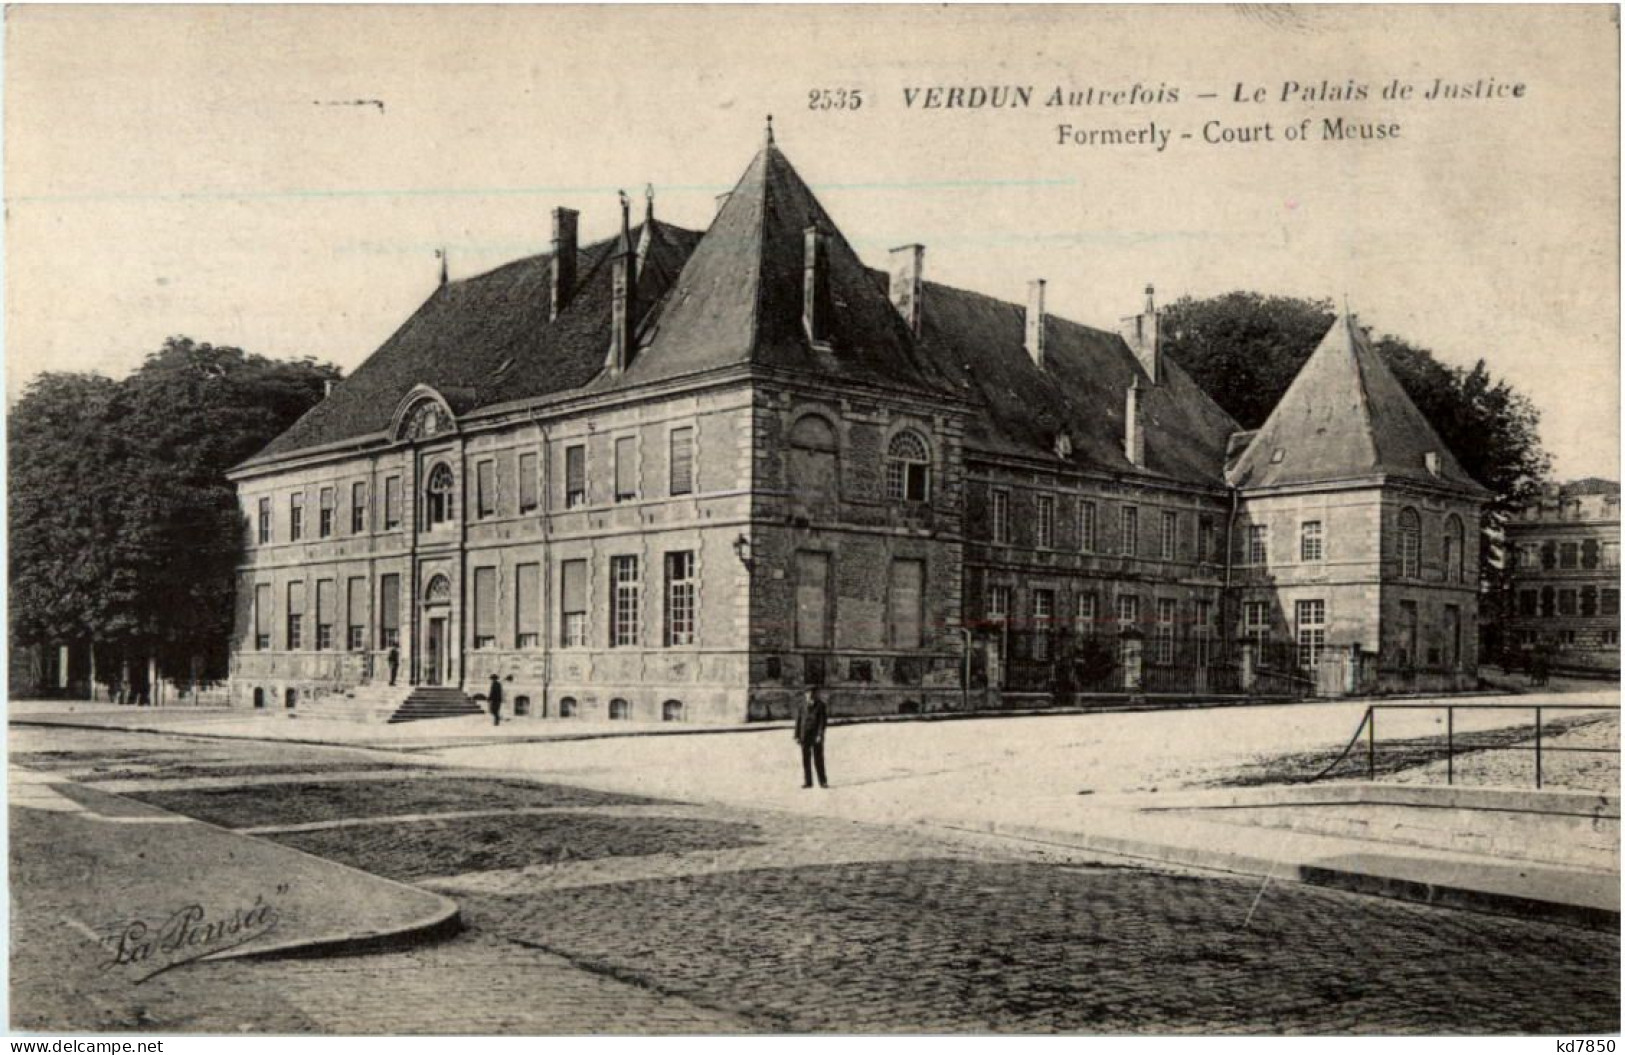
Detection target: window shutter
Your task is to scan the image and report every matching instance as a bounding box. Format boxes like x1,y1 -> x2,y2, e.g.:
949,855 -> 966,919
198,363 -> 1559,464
561,559 -> 586,613
670,428 -> 694,495
316,579 -> 335,625
888,559 -> 924,649
380,575 -> 400,634
255,584 -> 271,637
288,581 -> 305,616
519,452 -> 538,511
348,578 -> 367,631
516,564 -> 540,638
615,436 -> 637,498
474,567 -> 497,640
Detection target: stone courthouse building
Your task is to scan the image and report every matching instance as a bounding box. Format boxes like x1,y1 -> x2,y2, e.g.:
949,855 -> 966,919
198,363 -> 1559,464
228,126 -> 1488,722
1503,478 -> 1620,674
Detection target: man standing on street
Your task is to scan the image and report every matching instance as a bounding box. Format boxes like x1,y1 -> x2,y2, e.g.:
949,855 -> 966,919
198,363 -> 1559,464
488,673 -> 504,726
794,687 -> 830,789
387,645 -> 400,686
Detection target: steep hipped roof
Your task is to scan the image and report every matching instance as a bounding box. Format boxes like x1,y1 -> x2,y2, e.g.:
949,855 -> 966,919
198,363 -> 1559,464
1227,313 -> 1487,494
243,219 -> 701,465
911,281 -> 1241,484
617,139 -> 954,396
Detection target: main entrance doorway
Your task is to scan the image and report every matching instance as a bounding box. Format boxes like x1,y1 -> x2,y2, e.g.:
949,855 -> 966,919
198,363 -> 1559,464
425,616 -> 447,686
421,572 -> 454,687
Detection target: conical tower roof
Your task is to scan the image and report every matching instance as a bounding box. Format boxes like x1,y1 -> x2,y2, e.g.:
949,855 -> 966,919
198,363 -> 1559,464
1228,312 -> 1486,494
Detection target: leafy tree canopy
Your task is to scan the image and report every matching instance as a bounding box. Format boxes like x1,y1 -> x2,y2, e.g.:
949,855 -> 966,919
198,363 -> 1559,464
1161,292 -> 1550,583
9,338 -> 341,681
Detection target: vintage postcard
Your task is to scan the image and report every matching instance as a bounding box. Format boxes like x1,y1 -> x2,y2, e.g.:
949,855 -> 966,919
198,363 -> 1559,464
5,4 -> 1619,1043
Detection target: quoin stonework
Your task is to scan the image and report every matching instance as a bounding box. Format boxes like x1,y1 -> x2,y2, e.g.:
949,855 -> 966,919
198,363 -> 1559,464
227,126 -> 1490,723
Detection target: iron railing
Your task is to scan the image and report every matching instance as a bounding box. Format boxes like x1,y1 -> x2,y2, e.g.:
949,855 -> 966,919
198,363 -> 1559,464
1310,702 -> 1620,789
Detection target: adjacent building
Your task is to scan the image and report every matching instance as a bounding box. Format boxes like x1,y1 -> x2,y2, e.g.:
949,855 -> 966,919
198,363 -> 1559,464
227,127 -> 1489,721
1503,478 -> 1621,673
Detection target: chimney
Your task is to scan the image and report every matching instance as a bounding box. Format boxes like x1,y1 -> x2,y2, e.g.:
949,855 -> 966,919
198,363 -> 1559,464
549,207 -> 579,322
888,244 -> 925,337
607,192 -> 637,375
1125,377 -> 1147,467
636,184 -> 655,268
1118,283 -> 1160,383
1025,279 -> 1047,369
323,379 -> 335,398
802,225 -> 832,347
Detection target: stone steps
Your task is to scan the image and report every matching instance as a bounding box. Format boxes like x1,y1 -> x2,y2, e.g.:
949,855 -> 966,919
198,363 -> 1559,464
385,687 -> 485,724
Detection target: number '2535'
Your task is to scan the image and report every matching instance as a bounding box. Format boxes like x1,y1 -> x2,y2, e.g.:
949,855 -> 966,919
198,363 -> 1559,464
808,89 -> 864,111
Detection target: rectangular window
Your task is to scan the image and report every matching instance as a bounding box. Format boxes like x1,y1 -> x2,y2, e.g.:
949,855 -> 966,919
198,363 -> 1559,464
379,574 -> 400,649
1197,516 -> 1216,563
515,563 -> 540,649
290,494 -> 305,542
1079,501 -> 1097,553
991,490 -> 1011,544
561,559 -> 587,647
889,559 -> 926,650
346,577 -> 366,651
1559,589 -> 1578,616
476,460 -> 496,519
315,579 -> 335,650
1399,600 -> 1419,667
1155,598 -> 1177,664
1301,520 -> 1324,562
1296,599 -> 1326,668
565,445 -> 587,508
1518,589 -> 1539,617
665,551 -> 696,647
1036,496 -> 1055,548
1160,511 -> 1178,561
1248,524 -> 1269,565
351,482 -> 366,534
384,476 -> 402,530
319,488 -> 335,538
1116,593 -> 1140,627
257,498 -> 272,545
473,567 -> 497,648
614,435 -> 637,502
287,581 -> 305,650
1560,542 -> 1580,569
1244,601 -> 1269,652
1076,592 -> 1098,636
987,583 -> 1011,624
796,551 -> 832,648
610,555 -> 640,646
1604,588 -> 1621,617
1606,628 -> 1621,646
1605,542 -> 1621,569
518,452 -> 539,513
254,584 -> 271,650
1193,599 -> 1215,666
1120,506 -> 1139,557
1031,588 -> 1054,660
669,427 -> 695,497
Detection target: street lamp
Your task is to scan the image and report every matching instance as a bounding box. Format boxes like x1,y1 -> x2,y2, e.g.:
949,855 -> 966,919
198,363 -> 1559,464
732,533 -> 755,571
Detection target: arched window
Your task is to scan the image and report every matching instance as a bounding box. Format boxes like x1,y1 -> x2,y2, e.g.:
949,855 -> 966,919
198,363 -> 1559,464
886,430 -> 931,502
284,688 -> 298,710
514,695 -> 531,717
1397,508 -> 1421,579
609,698 -> 630,720
1443,515 -> 1465,583
425,463 -> 455,527
662,699 -> 685,722
424,574 -> 452,605
558,696 -> 577,718
252,687 -> 266,710
788,414 -> 839,500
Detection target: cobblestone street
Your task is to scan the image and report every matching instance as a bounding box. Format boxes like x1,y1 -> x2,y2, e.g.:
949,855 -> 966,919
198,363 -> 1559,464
10,724 -> 1619,1034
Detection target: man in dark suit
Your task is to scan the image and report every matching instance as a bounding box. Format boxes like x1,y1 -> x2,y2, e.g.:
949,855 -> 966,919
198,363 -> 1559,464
488,673 -> 504,726
794,687 -> 830,789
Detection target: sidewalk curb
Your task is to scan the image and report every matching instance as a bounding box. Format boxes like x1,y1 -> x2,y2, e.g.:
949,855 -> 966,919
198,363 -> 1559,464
937,817 -> 1621,933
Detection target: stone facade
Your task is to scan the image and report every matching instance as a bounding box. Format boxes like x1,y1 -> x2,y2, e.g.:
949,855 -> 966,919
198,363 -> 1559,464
1503,479 -> 1620,674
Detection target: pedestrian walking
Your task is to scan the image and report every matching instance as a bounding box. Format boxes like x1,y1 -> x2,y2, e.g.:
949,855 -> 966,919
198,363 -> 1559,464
794,687 -> 830,789
387,645 -> 400,686
488,673 -> 504,726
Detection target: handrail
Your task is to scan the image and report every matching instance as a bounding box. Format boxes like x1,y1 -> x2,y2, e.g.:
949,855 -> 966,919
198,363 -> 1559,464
1309,701 -> 1617,787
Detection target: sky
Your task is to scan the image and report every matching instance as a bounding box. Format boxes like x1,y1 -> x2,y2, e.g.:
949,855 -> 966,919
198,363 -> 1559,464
5,5 -> 1618,480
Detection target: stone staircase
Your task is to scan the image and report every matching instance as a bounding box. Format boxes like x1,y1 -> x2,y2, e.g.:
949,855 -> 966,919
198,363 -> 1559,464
310,683 -> 485,724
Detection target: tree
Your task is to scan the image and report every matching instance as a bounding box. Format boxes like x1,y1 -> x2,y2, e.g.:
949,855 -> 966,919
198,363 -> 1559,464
1161,292 -> 1550,588
9,338 -> 340,694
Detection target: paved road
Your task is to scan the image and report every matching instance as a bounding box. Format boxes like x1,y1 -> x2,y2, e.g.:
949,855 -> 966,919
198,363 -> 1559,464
10,723 -> 1619,1034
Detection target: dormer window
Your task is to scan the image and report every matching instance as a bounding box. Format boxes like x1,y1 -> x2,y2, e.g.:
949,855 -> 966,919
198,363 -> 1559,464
425,462 -> 455,527
886,430 -> 930,502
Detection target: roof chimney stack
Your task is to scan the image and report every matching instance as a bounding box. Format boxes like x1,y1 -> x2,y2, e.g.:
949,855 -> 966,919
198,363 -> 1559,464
636,184 -> 655,267
606,191 -> 637,375
1025,279 -> 1047,369
888,244 -> 925,337
549,207 -> 579,322
1118,283 -> 1160,383
1125,376 -> 1147,467
802,225 -> 832,349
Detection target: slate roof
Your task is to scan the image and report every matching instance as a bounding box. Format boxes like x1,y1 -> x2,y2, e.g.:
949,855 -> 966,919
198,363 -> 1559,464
1227,312 -> 1487,494
243,218 -> 702,465
614,139 -> 955,396
910,282 -> 1241,485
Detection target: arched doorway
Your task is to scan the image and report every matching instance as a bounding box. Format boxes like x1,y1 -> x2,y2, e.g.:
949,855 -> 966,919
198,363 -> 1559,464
421,574 -> 452,686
